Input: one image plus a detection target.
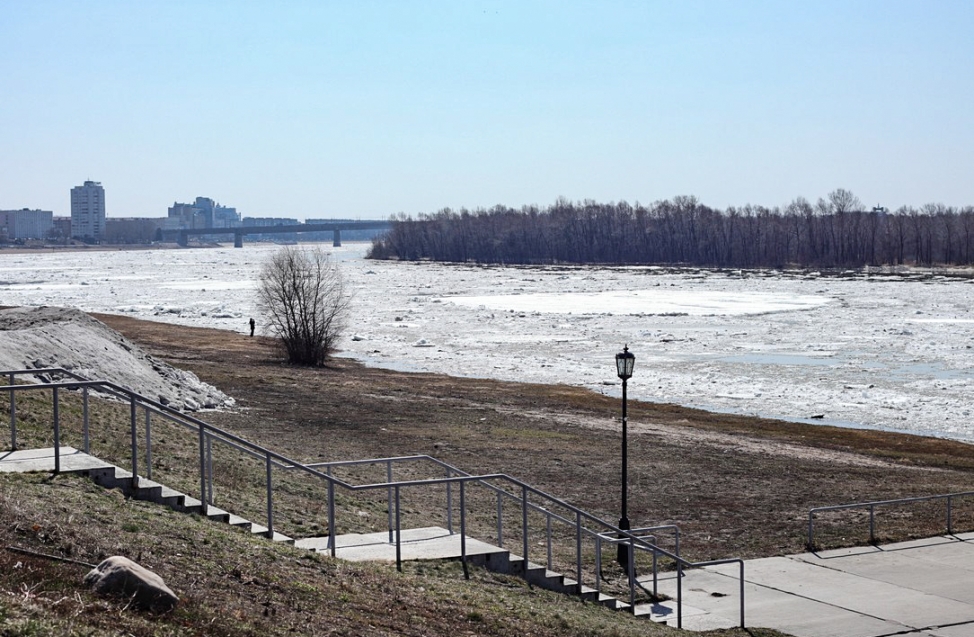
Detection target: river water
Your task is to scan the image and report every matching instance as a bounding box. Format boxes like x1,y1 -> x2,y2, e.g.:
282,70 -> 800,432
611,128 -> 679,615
1,243 -> 972,442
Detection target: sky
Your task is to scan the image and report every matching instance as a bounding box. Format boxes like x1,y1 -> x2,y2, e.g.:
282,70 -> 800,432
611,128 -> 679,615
2,1 -> 973,221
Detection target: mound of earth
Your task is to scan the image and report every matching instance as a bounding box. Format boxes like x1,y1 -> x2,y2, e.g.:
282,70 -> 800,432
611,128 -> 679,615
0,306 -> 234,411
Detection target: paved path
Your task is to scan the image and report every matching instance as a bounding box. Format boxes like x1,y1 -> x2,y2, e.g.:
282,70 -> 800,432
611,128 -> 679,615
5,448 -> 974,636
294,527 -> 507,562
650,534 -> 974,636
0,446 -> 113,473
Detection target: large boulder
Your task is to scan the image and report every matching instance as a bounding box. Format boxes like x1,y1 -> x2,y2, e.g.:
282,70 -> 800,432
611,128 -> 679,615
83,556 -> 179,612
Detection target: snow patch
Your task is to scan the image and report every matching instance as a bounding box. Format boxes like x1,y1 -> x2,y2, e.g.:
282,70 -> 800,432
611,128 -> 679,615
0,306 -> 234,411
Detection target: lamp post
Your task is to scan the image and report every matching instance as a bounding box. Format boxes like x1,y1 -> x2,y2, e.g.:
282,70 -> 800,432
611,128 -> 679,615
615,345 -> 635,572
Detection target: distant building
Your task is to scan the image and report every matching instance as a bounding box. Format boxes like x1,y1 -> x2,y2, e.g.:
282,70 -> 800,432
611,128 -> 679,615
241,217 -> 301,242
167,197 -> 240,230
242,217 -> 300,227
104,218 -> 165,244
70,180 -> 106,240
51,216 -> 71,242
0,208 -> 54,240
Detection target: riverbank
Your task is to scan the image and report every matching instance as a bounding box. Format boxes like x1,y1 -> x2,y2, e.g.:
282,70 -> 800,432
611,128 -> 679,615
95,312 -> 974,562
0,243 -> 183,254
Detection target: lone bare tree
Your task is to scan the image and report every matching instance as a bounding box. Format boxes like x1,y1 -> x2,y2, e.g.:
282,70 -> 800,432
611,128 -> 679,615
256,246 -> 351,366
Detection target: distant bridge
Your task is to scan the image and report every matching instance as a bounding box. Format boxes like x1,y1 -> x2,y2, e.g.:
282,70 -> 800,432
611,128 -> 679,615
163,221 -> 392,248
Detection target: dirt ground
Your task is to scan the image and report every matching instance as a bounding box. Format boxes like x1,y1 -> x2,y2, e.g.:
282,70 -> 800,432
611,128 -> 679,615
95,313 -> 974,562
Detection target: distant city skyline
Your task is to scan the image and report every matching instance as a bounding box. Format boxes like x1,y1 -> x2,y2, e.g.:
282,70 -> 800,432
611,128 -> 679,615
2,2 -> 973,221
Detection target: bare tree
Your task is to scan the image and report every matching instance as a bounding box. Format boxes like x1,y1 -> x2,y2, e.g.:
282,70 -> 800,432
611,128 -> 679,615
256,246 -> 351,366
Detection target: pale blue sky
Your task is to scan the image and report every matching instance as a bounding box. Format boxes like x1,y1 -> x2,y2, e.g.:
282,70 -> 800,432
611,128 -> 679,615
2,1 -> 972,220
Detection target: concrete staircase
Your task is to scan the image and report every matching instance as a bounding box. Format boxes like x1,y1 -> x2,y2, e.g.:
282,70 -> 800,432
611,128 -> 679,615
93,469 -> 296,545
478,549 -> 633,612
292,526 -> 674,618
0,447 -> 295,545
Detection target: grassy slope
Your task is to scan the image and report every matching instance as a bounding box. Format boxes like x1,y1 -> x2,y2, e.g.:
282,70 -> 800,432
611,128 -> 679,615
0,472 -> 785,637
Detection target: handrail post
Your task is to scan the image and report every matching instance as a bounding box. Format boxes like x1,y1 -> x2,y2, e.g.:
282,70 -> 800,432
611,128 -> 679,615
8,372 -> 15,450
808,510 -> 815,550
947,495 -> 954,534
595,535 -> 602,594
575,511 -> 582,595
628,536 -> 636,611
651,537 -> 659,599
546,513 -> 553,570
265,450 -> 274,539
677,559 -> 683,629
82,387 -> 89,454
206,435 -> 214,504
144,408 -> 152,481
521,485 -> 529,569
460,481 -> 469,579
327,478 -> 336,557
198,422 -> 207,515
496,491 -> 504,546
869,504 -> 876,544
53,387 -> 60,474
739,560 -> 746,628
395,486 -> 402,572
129,395 -> 138,489
445,468 -> 453,534
387,460 -> 394,543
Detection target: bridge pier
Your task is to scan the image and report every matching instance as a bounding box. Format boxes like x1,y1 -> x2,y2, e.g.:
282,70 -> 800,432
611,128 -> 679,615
333,229 -> 341,247
234,231 -> 243,248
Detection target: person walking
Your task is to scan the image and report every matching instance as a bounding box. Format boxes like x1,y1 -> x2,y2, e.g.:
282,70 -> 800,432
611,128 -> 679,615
249,317 -> 255,337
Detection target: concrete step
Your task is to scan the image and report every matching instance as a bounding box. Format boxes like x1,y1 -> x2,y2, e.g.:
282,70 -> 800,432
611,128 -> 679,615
132,477 -> 164,501
600,594 -> 631,611
178,494 -> 204,514
227,513 -> 252,529
203,505 -> 231,523
156,485 -> 186,509
85,466 -> 121,488
632,600 -> 720,627
496,554 -> 640,612
247,524 -> 294,544
561,579 -> 607,603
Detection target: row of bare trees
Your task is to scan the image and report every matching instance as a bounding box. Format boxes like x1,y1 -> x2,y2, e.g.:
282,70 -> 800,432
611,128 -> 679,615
368,190 -> 974,269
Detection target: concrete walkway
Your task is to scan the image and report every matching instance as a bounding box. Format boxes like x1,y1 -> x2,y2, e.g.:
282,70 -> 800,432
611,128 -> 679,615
5,448 -> 974,636
0,446 -> 114,473
294,526 -> 508,562
650,534 -> 974,636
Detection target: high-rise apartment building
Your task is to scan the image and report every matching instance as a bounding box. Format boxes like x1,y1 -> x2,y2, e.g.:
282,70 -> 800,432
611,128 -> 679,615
70,180 -> 106,239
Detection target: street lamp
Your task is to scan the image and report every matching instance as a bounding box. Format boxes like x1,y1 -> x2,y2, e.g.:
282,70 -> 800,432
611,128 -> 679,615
615,345 -> 635,572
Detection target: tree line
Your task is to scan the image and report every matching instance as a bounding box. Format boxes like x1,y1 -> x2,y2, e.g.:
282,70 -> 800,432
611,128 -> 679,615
367,190 -> 974,269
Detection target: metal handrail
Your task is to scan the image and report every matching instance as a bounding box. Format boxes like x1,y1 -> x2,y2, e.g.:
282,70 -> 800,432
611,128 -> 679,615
2,374 -> 341,477
1,367 -> 746,628
807,491 -> 974,549
1,370 -> 358,540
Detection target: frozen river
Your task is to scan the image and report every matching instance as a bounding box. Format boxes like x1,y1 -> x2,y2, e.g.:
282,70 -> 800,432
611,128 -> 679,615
1,243 -> 972,442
